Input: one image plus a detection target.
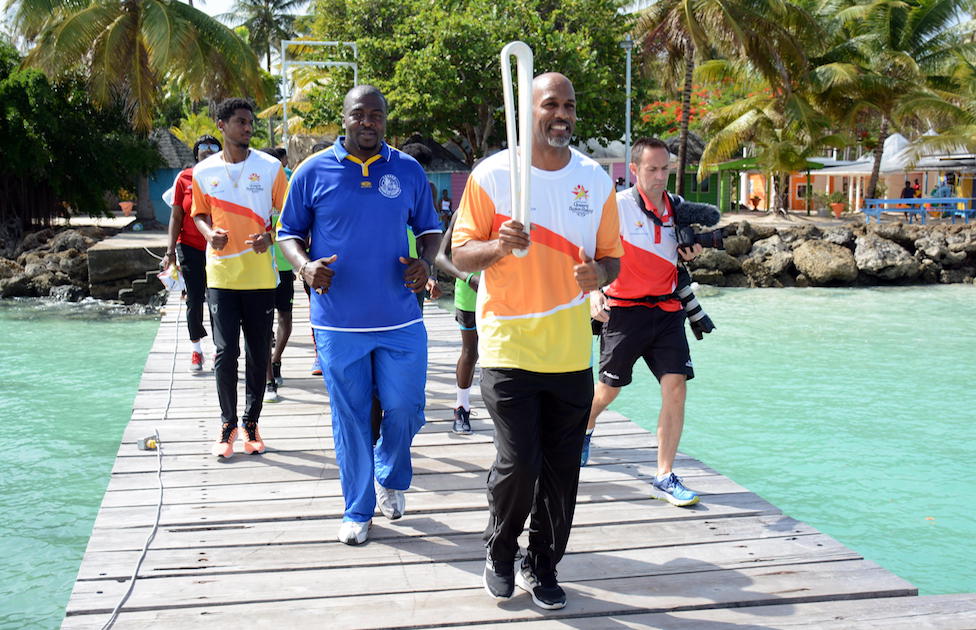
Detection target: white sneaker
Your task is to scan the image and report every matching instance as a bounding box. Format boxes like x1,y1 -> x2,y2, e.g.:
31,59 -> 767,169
337,519 -> 370,545
375,483 -> 406,520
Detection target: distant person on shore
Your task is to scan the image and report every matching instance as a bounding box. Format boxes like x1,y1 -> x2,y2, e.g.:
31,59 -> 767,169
586,137 -> 703,507
439,189 -> 453,227
278,85 -> 441,546
900,180 -> 914,200
913,178 -> 922,198
191,98 -> 287,459
435,211 -> 479,435
615,176 -> 627,192
452,73 -> 622,609
161,135 -> 221,372
260,147 -> 295,404
899,180 -> 915,218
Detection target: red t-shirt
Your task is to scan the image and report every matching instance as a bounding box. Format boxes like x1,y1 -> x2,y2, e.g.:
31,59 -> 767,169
173,168 -> 206,250
605,187 -> 681,312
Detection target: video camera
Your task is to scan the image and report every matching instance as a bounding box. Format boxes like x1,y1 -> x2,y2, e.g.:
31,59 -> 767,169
677,226 -> 725,251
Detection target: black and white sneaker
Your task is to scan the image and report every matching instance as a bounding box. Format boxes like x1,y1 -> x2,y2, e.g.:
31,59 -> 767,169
483,552 -> 515,600
452,406 -> 472,434
516,560 -> 566,609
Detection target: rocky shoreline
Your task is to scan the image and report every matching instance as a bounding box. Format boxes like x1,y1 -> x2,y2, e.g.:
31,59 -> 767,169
2,221 -> 975,304
0,225 -> 166,305
688,220 -> 976,287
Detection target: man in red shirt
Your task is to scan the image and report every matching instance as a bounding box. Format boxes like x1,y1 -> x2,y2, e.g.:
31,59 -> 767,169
161,135 -> 221,372
586,137 -> 703,506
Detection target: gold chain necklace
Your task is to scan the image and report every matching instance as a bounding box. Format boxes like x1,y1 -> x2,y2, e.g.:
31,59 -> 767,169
221,149 -> 250,188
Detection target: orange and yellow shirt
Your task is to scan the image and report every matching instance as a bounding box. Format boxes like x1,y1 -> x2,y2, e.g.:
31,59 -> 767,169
191,150 -> 287,290
452,148 -> 623,373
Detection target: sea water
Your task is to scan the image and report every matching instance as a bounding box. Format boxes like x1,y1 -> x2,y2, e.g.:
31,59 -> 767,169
606,284 -> 976,595
0,299 -> 158,630
2,286 -> 974,629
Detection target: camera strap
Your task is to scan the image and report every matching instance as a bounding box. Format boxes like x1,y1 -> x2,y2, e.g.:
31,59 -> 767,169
632,187 -> 675,244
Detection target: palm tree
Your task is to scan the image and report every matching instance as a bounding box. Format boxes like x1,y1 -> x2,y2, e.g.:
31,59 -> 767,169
221,0 -> 303,72
820,0 -> 976,198
635,0 -> 817,195
8,0 -> 267,222
698,66 -> 848,213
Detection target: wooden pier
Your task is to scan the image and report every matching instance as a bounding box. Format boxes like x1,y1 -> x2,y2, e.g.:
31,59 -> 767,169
62,289 -> 976,628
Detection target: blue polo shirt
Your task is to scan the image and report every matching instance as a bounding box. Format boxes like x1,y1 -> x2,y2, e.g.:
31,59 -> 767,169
278,138 -> 441,331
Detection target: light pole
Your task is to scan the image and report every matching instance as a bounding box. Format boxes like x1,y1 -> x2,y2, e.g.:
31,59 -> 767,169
620,34 -> 634,187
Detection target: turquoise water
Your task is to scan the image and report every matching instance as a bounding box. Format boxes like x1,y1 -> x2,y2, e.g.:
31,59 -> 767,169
0,300 -> 158,630
607,284 -> 976,595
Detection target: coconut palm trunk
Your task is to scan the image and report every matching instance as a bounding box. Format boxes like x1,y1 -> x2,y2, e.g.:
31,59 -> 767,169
866,116 -> 889,200
676,37 -> 695,197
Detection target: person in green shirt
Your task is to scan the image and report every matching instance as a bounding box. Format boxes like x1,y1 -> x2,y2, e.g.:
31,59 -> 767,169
435,212 -> 479,434
262,147 -> 295,403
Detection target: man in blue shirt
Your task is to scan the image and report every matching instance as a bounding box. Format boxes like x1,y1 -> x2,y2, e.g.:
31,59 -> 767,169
278,85 -> 442,546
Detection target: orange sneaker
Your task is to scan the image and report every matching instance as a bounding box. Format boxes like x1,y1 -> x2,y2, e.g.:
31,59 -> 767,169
212,423 -> 238,458
243,421 -> 265,455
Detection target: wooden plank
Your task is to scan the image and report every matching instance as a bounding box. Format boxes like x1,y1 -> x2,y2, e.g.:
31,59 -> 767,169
62,560 -> 916,629
76,514 -> 814,580
79,492 -> 779,554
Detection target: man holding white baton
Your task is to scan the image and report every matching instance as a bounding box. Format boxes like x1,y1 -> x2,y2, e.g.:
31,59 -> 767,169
452,72 -> 622,609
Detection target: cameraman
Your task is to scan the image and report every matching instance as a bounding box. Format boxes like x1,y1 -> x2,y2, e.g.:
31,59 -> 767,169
584,137 -> 708,507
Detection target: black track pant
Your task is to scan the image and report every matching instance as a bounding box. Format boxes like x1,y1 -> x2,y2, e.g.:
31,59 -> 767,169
480,367 -> 593,571
208,287 -> 275,426
176,243 -> 208,341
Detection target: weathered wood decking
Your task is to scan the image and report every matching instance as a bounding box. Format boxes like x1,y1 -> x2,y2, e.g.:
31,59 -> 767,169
62,289 -> 976,628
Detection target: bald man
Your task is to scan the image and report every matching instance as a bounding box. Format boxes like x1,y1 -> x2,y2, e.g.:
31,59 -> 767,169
278,85 -> 442,546
452,73 -> 623,609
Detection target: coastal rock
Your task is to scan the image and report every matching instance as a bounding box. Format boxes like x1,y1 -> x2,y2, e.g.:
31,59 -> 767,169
56,248 -> 89,282
940,267 -> 975,284
48,229 -> 95,253
30,271 -> 71,296
0,273 -> 35,297
49,284 -> 86,302
692,248 -> 741,273
690,269 -> 725,286
867,222 -> 915,250
723,234 -> 752,256
723,272 -> 750,287
0,257 -> 23,280
918,259 -> 941,284
946,231 -> 976,255
751,234 -> 791,257
823,226 -> 855,249
14,228 -> 55,257
793,240 -> 858,285
741,251 -> 792,287
854,234 -> 919,280
779,225 -> 822,245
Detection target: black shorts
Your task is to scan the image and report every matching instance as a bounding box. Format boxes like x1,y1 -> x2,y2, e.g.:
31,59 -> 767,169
275,270 -> 295,313
455,308 -> 476,331
598,306 -> 693,387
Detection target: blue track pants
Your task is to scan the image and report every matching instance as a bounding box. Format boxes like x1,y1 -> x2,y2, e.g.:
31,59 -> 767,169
314,323 -> 427,522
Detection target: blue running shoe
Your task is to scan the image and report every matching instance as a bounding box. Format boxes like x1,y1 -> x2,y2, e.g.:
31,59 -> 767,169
580,431 -> 593,467
651,472 -> 700,507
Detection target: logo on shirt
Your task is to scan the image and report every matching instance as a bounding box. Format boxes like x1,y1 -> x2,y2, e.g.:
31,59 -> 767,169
209,178 -> 220,188
249,173 -> 260,182
569,184 -> 592,217
378,174 -> 401,198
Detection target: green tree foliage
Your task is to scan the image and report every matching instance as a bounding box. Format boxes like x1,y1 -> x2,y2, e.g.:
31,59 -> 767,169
0,41 -> 159,252
303,0 -> 632,163
221,0 -> 305,71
